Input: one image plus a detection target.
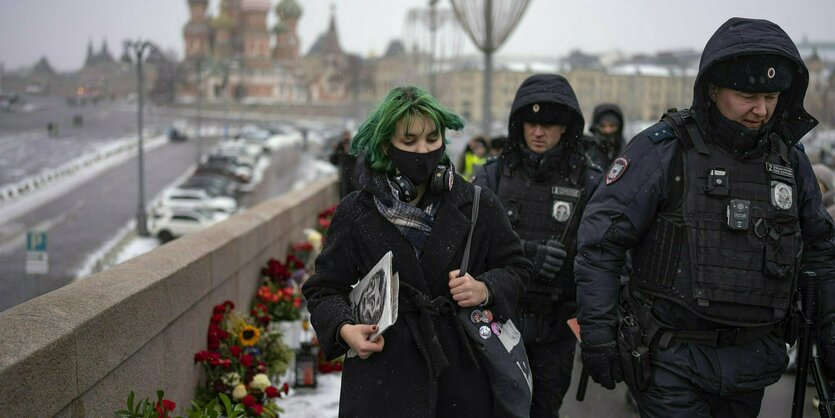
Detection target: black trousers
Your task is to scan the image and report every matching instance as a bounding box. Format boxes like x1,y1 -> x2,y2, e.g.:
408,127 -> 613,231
527,336 -> 576,418
629,334 -> 786,418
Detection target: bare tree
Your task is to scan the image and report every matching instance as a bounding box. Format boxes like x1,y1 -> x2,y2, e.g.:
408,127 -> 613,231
450,0 -> 530,135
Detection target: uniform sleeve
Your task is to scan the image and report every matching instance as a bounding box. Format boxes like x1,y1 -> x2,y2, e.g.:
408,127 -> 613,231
793,151 -> 835,330
474,186 -> 531,322
471,159 -> 500,192
574,132 -> 678,345
301,197 -> 363,359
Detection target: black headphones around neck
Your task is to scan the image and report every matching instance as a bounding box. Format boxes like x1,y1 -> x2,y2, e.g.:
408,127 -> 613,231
391,164 -> 454,202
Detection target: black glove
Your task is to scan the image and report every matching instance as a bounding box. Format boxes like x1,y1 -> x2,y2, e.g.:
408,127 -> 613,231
581,341 -> 623,390
524,240 -> 567,281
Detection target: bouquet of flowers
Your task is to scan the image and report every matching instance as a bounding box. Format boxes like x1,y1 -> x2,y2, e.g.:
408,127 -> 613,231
193,300 -> 292,417
117,390 -> 180,418
255,257 -> 304,322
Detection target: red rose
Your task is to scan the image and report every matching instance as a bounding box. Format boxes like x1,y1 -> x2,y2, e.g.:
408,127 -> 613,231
221,359 -> 232,368
194,351 -> 207,362
230,345 -> 241,358
213,304 -> 226,314
211,313 -> 224,324
242,394 -> 256,407
265,386 -> 279,398
251,404 -> 264,416
293,297 -> 302,308
162,399 -> 175,411
318,217 -> 331,229
224,300 -> 235,310
208,340 -> 219,350
241,354 -> 253,367
282,382 -> 290,394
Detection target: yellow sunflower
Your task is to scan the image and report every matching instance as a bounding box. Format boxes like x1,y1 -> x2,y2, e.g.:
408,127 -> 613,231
239,324 -> 261,347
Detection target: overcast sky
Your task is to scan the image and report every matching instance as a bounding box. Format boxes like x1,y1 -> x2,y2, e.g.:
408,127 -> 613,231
1,0 -> 834,72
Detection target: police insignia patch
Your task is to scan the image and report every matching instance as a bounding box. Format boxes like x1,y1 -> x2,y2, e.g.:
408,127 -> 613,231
606,156 -> 629,185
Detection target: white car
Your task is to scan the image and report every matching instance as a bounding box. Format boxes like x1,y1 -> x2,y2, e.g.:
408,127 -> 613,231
148,208 -> 230,243
264,124 -> 304,151
161,187 -> 238,214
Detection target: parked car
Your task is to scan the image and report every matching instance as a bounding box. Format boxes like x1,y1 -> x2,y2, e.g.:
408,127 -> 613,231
167,127 -> 188,142
264,124 -> 304,151
161,187 -> 238,214
195,160 -> 251,184
181,174 -> 239,198
148,207 -> 229,243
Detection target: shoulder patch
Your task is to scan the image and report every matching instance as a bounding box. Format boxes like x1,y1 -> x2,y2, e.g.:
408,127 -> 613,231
605,156 -> 629,185
645,123 -> 676,143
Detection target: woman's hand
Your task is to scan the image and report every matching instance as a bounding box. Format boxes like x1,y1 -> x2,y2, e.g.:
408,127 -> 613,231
339,324 -> 385,359
448,269 -> 489,307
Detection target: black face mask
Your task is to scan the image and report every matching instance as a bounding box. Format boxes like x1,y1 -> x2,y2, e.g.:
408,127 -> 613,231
708,106 -> 772,158
388,143 -> 446,185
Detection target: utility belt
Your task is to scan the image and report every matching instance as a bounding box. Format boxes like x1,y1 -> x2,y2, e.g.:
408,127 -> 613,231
617,291 -> 782,391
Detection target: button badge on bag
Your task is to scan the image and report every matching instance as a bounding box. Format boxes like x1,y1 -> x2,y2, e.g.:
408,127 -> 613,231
479,325 -> 492,339
471,309 -> 483,324
491,322 -> 502,336
552,200 -> 572,222
482,310 -> 494,323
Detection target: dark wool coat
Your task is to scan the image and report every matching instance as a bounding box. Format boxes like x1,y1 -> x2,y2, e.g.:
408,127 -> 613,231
303,166 -> 530,418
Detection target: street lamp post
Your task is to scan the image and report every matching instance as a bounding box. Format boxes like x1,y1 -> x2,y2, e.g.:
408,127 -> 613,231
196,56 -> 204,164
123,40 -> 157,237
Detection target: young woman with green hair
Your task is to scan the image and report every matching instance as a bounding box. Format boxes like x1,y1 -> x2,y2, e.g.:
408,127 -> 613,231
303,85 -> 530,417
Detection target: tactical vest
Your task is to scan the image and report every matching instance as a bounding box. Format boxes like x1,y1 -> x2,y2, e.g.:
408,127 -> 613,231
633,110 -> 802,326
497,158 -> 587,303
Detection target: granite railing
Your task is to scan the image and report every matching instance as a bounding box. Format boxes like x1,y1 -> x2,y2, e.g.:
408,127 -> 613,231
0,176 -> 338,418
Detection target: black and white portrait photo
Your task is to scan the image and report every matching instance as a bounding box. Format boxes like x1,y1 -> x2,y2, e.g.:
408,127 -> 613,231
354,269 -> 387,325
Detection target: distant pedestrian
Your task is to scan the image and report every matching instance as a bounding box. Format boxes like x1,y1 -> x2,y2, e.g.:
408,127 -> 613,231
581,104 -> 625,169
813,163 -> 835,218
329,130 -> 361,199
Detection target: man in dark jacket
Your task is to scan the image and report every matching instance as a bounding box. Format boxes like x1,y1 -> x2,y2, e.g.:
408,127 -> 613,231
474,74 -> 601,417
329,130 -> 362,198
575,17 -> 835,417
582,103 -> 626,169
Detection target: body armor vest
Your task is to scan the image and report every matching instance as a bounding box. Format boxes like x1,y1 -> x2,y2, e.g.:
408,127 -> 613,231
496,159 -> 586,304
633,111 -> 802,326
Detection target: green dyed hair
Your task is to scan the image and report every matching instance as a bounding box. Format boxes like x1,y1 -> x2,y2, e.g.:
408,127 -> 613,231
351,85 -> 464,174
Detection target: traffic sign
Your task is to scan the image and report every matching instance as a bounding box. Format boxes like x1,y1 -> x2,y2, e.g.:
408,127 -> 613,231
25,231 -> 48,274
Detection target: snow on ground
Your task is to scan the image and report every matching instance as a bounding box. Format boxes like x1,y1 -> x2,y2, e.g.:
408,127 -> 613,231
279,373 -> 341,418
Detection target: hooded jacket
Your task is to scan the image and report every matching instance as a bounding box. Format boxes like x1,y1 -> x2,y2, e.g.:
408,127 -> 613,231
692,17 -> 818,144
500,74 -> 587,179
576,17 -> 835,355
583,103 -> 626,169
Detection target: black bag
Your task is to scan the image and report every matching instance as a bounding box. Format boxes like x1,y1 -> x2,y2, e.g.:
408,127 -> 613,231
456,185 -> 533,418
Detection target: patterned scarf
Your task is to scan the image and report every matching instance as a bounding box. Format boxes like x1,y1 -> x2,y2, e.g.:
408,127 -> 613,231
374,180 -> 439,257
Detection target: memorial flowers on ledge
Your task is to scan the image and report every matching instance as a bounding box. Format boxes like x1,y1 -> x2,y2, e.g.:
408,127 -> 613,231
117,390 -> 180,418
193,300 -> 291,417
256,257 -> 304,323
316,206 -> 337,237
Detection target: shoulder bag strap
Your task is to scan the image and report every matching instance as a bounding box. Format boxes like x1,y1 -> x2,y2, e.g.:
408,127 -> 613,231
459,186 -> 481,276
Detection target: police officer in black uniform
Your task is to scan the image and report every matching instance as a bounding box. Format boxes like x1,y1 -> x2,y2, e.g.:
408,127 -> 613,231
575,17 -> 835,417
474,74 -> 601,417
